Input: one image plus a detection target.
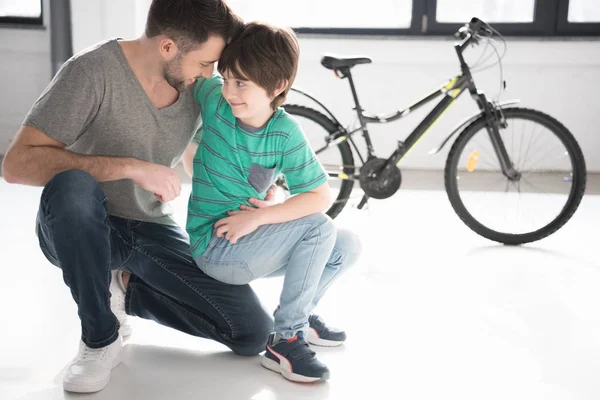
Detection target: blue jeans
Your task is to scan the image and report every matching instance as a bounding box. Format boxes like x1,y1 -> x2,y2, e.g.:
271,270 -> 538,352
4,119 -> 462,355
36,170 -> 272,354
196,213 -> 362,339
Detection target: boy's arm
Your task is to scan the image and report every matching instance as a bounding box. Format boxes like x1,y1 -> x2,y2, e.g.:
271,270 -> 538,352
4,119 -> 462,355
254,124 -> 331,224
181,125 -> 203,178
194,74 -> 223,116
253,182 -> 331,225
181,142 -> 198,178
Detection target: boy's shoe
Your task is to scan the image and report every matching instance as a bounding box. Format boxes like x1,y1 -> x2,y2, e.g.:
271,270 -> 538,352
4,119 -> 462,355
307,314 -> 346,347
110,270 -> 132,341
63,335 -> 123,393
262,331 -> 330,383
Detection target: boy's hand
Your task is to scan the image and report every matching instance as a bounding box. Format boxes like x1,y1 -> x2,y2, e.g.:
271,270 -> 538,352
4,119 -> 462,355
240,184 -> 285,211
214,209 -> 260,244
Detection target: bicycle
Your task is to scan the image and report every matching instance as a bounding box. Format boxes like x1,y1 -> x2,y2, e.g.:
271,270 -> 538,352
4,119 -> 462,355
282,17 -> 586,245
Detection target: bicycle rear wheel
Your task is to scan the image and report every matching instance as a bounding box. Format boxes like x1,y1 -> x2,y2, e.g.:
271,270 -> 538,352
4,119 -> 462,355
445,107 -> 586,245
283,104 -> 355,219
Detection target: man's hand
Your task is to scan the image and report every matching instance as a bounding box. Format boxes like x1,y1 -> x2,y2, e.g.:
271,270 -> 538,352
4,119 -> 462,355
214,209 -> 261,244
239,184 -> 285,211
130,160 -> 182,202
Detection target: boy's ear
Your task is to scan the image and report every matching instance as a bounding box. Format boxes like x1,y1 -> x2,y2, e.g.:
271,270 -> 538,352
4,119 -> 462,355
273,79 -> 289,98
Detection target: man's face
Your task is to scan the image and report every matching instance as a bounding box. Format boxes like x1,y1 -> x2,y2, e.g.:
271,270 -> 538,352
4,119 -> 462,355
163,35 -> 226,92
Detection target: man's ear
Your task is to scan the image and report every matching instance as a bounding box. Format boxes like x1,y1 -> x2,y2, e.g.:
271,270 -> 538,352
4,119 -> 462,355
158,37 -> 178,61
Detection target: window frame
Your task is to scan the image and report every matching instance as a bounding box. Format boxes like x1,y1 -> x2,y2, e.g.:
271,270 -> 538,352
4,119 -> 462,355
556,0 -> 600,35
0,0 -> 44,28
291,0 -> 600,37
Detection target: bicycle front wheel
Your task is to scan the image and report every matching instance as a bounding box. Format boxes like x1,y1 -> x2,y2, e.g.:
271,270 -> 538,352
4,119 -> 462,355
283,104 -> 356,219
445,107 -> 586,245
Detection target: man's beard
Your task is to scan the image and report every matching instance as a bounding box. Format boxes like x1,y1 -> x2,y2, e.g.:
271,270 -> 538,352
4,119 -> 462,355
164,56 -> 186,93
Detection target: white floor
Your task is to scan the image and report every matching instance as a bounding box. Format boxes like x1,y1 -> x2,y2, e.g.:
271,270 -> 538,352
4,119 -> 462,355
1,178 -> 600,400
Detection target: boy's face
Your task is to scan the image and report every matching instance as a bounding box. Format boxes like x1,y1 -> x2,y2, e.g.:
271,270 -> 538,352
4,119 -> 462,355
221,70 -> 275,127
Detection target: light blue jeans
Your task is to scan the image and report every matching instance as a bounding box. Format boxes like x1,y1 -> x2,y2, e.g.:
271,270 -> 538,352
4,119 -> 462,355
195,213 -> 362,339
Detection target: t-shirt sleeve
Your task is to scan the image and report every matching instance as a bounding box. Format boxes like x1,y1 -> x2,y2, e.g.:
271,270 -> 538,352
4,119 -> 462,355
23,59 -> 102,147
279,126 -> 328,195
193,73 -> 223,117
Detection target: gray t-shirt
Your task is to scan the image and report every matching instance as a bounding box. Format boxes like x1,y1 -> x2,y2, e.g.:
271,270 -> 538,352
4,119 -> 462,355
24,39 -> 201,225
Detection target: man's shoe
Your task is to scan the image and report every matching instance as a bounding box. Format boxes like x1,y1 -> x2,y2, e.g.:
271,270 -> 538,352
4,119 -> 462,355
63,335 -> 123,393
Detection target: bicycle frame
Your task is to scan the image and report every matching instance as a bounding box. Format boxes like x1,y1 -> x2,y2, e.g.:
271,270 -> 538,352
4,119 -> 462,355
294,30 -> 520,182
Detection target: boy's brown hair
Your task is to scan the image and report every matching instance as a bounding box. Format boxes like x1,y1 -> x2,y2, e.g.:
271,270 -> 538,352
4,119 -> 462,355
217,22 -> 300,110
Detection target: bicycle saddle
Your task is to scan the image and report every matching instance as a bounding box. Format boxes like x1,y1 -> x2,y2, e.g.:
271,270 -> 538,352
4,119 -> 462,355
321,54 -> 372,70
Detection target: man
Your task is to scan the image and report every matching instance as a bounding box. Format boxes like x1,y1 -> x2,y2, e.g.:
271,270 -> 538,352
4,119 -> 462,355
2,0 -> 274,393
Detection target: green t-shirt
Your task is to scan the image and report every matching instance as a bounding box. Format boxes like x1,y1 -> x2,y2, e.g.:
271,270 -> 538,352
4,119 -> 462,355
186,74 -> 328,258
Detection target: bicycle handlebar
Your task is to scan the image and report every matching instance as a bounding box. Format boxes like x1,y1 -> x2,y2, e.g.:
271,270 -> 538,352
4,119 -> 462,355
455,18 -> 493,51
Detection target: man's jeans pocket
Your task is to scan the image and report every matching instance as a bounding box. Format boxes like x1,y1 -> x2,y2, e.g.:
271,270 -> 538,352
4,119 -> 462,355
199,257 -> 254,285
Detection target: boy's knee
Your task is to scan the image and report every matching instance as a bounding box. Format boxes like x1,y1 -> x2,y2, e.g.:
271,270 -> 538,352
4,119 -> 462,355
303,213 -> 336,242
335,229 -> 362,268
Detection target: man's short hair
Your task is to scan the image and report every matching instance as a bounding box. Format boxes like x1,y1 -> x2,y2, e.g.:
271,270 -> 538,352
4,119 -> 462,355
217,22 -> 300,110
145,0 -> 243,53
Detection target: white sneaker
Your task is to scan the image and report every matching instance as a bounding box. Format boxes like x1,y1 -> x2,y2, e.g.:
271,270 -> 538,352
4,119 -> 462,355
63,335 -> 123,393
110,270 -> 132,341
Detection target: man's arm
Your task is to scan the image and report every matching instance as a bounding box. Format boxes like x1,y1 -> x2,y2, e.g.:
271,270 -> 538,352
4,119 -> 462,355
2,125 -> 182,202
2,125 -> 138,186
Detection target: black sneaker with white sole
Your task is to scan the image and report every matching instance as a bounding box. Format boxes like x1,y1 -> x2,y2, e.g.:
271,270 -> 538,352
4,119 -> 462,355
262,331 -> 330,383
307,314 -> 347,347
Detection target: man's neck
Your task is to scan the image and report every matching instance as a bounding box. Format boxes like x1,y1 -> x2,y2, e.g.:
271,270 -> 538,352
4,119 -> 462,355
120,37 -> 166,89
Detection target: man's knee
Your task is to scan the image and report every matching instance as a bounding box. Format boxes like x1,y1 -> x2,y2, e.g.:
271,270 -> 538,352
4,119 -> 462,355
42,170 -> 106,222
230,312 -> 272,356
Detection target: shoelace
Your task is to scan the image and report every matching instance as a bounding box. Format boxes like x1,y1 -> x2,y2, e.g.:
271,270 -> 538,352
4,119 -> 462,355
79,345 -> 108,363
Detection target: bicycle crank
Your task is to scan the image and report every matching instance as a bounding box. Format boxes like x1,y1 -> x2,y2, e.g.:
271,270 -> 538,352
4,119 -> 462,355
359,158 -> 402,199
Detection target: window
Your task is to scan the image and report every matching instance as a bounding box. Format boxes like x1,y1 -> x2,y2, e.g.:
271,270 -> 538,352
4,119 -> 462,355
0,0 -> 43,26
226,0 -> 415,33
426,0 -> 556,36
435,0 -> 535,23
557,0 -> 600,35
567,0 -> 600,23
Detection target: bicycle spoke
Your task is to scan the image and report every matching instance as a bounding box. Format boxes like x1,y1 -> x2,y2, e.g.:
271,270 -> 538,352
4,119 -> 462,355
453,109 -> 581,240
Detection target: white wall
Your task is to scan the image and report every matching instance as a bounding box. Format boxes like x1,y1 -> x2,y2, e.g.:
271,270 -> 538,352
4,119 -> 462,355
1,0 -> 599,172
0,0 -> 51,154
291,37 -> 600,171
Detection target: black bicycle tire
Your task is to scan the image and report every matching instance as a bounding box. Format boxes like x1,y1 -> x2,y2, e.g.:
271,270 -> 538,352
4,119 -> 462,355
283,104 -> 356,219
445,107 -> 587,245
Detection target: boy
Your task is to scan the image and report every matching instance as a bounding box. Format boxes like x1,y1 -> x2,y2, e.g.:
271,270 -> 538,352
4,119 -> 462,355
186,22 -> 361,383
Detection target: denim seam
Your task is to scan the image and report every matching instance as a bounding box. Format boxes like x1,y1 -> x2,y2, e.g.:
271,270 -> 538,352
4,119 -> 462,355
201,258 -> 254,284
104,200 -> 113,322
130,245 -> 237,338
280,224 -> 323,338
129,282 -> 218,334
107,223 -> 135,268
313,246 -> 342,301
82,325 -> 120,349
